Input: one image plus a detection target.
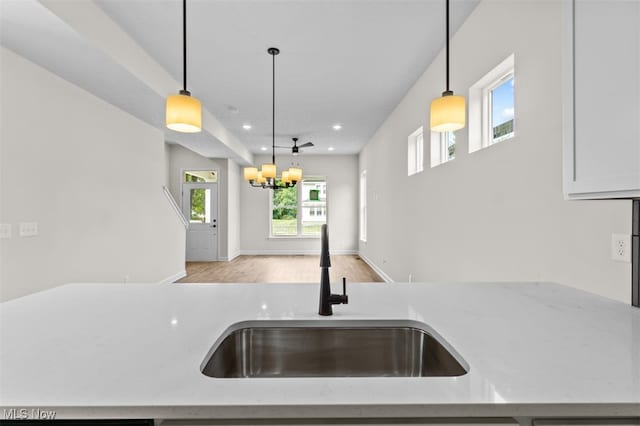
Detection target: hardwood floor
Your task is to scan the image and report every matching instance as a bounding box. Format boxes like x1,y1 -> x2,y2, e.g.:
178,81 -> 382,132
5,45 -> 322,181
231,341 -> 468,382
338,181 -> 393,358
177,255 -> 384,283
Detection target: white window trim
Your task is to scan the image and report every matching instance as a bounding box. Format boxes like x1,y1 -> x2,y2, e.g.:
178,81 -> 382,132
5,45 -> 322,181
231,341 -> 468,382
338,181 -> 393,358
469,54 -> 515,153
407,127 -> 424,176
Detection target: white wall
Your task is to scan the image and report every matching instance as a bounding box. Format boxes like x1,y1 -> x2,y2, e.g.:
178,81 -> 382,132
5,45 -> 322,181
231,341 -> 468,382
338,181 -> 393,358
359,0 -> 633,303
0,48 -> 186,301
240,155 -> 359,255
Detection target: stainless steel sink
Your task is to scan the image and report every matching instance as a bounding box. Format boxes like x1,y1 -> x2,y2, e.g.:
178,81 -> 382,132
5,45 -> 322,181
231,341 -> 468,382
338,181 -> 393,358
201,321 -> 468,378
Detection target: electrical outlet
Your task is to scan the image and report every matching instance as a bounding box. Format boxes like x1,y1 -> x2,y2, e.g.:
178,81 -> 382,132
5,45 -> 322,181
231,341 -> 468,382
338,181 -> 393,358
19,222 -> 38,237
611,234 -> 631,262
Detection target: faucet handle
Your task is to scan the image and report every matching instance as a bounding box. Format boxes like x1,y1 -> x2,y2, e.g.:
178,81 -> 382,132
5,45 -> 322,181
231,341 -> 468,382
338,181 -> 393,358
342,277 -> 349,304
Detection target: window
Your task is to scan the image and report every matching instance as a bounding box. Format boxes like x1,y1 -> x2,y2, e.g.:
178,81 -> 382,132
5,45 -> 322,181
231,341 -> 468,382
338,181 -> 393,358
360,170 -> 367,242
301,179 -> 327,236
271,183 -> 298,236
430,131 -> 456,167
188,188 -> 211,223
183,170 -> 217,183
489,74 -> 515,144
407,127 -> 424,176
271,177 -> 327,237
469,54 -> 515,153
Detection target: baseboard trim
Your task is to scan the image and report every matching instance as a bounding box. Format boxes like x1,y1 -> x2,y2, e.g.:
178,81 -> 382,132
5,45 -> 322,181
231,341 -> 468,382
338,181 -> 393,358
158,270 -> 186,284
358,253 -> 394,283
239,249 -> 358,256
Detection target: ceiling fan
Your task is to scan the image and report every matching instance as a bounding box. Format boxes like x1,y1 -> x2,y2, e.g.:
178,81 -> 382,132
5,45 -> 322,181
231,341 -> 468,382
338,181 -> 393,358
275,137 -> 314,156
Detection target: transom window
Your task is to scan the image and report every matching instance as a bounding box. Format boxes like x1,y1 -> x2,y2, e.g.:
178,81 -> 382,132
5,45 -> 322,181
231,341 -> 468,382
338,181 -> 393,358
469,54 -> 515,153
487,73 -> 515,144
271,177 -> 327,237
183,170 -> 217,183
430,131 -> 456,167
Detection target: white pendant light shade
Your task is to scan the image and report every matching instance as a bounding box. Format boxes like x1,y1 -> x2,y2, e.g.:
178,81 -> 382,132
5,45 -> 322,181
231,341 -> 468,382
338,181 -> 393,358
430,93 -> 466,132
166,92 -> 202,133
288,167 -> 302,183
243,167 -> 258,181
281,170 -> 290,183
256,171 -> 267,184
430,0 -> 466,133
261,164 -> 277,179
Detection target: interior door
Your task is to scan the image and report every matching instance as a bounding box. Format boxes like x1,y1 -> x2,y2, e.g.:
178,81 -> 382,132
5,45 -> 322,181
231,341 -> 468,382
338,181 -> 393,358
182,183 -> 218,261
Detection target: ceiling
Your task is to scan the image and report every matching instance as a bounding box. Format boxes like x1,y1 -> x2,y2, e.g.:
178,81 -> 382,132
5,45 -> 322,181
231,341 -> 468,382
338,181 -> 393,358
1,0 -> 479,160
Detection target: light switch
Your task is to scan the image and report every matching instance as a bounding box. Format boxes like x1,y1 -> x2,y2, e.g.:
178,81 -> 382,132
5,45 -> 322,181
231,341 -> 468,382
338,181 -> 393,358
0,224 -> 11,239
19,222 -> 38,237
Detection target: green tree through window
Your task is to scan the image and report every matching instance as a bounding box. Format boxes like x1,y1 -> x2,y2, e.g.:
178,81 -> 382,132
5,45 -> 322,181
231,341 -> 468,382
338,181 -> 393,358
190,188 -> 206,222
272,182 -> 297,235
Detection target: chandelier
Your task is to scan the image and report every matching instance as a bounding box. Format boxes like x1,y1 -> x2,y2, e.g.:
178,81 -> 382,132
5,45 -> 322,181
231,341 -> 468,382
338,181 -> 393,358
243,47 -> 302,189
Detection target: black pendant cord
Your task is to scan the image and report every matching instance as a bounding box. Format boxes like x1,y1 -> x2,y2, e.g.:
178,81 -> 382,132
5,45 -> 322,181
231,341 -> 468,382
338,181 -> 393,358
445,0 -> 450,93
272,50 -> 276,165
182,0 -> 187,92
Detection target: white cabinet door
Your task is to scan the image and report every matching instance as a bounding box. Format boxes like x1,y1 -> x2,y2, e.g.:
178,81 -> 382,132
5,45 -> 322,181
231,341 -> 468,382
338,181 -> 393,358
562,0 -> 640,199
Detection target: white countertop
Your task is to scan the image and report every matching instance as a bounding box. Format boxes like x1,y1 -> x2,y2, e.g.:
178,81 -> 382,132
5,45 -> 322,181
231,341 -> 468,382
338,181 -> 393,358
0,281 -> 639,420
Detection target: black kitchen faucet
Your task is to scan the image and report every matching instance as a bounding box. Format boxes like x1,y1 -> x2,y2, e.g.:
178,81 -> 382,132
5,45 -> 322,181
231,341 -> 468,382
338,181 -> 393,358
318,224 -> 348,316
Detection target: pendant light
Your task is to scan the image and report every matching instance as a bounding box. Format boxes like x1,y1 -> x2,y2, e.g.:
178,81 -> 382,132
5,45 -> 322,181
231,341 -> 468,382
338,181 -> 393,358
166,0 -> 202,133
244,48 -> 302,190
430,0 -> 465,132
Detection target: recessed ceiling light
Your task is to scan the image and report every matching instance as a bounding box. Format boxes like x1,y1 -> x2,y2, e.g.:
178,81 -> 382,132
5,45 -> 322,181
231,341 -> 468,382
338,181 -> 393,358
328,146 -> 335,151
261,146 -> 268,151
332,124 -> 342,131
242,124 -> 252,130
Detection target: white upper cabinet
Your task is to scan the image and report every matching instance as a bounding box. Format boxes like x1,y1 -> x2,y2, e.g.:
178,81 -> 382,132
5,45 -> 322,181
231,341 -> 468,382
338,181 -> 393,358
562,0 -> 640,199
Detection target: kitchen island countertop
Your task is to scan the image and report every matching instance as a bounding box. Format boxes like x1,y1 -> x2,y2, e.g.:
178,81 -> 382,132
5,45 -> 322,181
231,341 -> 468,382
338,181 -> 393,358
0,281 -> 639,421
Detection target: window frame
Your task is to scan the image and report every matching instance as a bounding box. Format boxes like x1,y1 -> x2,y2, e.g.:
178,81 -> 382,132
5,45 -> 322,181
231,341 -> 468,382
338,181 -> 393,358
269,176 -> 328,238
468,54 -> 516,153
483,71 -> 515,147
431,131 -> 456,168
407,127 -> 424,176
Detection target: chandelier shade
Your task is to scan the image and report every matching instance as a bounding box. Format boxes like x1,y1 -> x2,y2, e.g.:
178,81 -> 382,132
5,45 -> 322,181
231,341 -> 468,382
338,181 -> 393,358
243,167 -> 258,181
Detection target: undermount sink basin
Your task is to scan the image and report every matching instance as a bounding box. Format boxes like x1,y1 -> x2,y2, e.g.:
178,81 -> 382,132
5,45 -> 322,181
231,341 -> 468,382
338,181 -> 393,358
201,320 -> 468,378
